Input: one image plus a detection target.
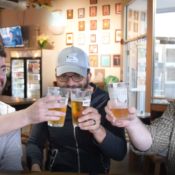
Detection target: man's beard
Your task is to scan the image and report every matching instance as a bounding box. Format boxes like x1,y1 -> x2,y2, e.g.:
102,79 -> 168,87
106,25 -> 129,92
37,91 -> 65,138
0,78 -> 5,95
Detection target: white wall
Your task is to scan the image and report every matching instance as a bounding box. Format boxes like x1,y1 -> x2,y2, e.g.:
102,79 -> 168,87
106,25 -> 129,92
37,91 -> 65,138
1,0 -> 121,81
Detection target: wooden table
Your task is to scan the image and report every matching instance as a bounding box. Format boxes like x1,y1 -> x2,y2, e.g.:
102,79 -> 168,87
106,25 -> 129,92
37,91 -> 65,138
0,95 -> 36,111
150,99 -> 169,121
0,171 -> 141,175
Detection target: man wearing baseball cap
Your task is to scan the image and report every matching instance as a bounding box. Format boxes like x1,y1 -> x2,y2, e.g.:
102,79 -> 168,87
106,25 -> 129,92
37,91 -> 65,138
26,46 -> 127,173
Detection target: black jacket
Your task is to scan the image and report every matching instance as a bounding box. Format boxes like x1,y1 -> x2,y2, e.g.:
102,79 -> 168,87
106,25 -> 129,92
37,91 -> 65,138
26,83 -> 127,173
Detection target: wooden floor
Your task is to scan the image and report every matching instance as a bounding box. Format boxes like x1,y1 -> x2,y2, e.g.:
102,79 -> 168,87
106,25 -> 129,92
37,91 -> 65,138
22,143 -> 166,175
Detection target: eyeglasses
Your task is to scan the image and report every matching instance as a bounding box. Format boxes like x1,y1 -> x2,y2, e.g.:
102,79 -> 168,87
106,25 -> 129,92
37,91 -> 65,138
58,74 -> 84,82
0,66 -> 10,75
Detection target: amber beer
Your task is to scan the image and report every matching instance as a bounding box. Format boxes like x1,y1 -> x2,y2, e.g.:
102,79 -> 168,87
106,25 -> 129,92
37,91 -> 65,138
111,107 -> 129,119
71,101 -> 89,126
48,107 -> 67,127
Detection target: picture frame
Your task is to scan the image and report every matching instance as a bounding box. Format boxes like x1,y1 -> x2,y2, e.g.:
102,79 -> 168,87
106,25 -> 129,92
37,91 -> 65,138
102,19 -> 110,30
67,9 -> 73,19
141,12 -> 145,22
102,33 -> 110,44
115,3 -> 122,14
78,8 -> 85,18
78,34 -> 85,45
129,9 -> 132,18
102,5 -> 110,16
90,6 -> 97,17
115,29 -> 121,43
100,54 -> 111,67
79,21 -> 85,31
113,54 -> 120,67
66,33 -> 74,45
89,44 -> 98,53
94,69 -> 105,80
90,34 -> 96,43
134,23 -> 138,32
90,0 -> 97,4
90,20 -> 97,30
134,11 -> 139,20
89,55 -> 98,67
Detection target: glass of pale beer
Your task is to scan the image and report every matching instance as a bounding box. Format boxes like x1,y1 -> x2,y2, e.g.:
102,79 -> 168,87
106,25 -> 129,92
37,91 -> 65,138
108,82 -> 129,120
70,88 -> 91,127
47,87 -> 69,127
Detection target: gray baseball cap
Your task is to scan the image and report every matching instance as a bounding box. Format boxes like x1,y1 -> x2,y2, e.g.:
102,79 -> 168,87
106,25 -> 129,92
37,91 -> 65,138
56,46 -> 90,77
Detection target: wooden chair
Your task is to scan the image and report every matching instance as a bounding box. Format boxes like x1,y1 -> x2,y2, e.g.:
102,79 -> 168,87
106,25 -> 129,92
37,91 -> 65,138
143,155 -> 166,175
21,124 -> 33,145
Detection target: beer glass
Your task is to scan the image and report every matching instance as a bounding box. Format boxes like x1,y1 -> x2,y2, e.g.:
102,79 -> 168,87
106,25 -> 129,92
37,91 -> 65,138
70,88 -> 91,127
108,82 -> 129,120
47,87 -> 69,127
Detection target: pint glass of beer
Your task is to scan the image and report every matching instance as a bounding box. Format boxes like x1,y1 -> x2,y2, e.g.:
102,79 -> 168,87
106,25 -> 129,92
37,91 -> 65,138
70,88 -> 91,127
108,82 -> 129,120
47,87 -> 69,127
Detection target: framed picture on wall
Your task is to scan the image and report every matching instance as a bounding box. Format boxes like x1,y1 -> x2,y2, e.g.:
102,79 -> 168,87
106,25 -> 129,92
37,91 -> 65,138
102,19 -> 110,29
78,8 -> 85,18
67,9 -> 73,19
78,21 -> 85,31
134,11 -> 139,20
129,9 -> 132,18
90,20 -> 97,30
115,29 -> 121,43
90,34 -> 96,42
89,44 -> 98,53
94,69 -> 105,80
134,23 -> 138,32
113,54 -> 120,67
78,34 -> 85,45
115,3 -> 122,14
89,55 -> 98,67
102,33 -> 110,44
90,0 -> 97,4
100,54 -> 111,67
90,6 -> 97,17
102,5 -> 110,15
66,33 -> 74,45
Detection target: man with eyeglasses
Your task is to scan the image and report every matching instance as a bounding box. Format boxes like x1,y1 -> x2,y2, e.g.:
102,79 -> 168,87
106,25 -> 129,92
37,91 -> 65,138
26,46 -> 127,173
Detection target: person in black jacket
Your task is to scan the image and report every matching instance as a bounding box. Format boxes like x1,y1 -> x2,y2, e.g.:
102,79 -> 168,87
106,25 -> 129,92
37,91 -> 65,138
26,46 -> 127,173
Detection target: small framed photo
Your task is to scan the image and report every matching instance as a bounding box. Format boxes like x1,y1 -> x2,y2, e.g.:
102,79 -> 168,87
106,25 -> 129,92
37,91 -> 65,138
78,34 -> 85,45
95,69 -> 105,80
115,3 -> 122,14
113,54 -> 120,67
141,12 -> 145,22
102,19 -> 110,30
89,44 -> 98,53
102,33 -> 110,44
100,54 -> 111,67
134,23 -> 138,32
102,5 -> 110,16
89,55 -> 98,67
90,20 -> 97,30
78,8 -> 85,18
67,9 -> 73,19
129,9 -> 132,18
90,6 -> 97,17
115,29 -> 121,43
90,34 -> 96,43
134,11 -> 139,20
66,33 -> 74,45
79,21 -> 85,31
90,0 -> 97,4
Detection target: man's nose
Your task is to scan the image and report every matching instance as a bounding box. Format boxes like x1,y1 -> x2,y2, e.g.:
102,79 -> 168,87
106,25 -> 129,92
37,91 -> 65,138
66,77 -> 75,86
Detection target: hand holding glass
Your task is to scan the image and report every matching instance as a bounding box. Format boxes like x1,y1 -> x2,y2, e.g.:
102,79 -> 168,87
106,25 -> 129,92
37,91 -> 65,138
108,82 -> 129,120
47,87 -> 69,127
70,88 -> 91,127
